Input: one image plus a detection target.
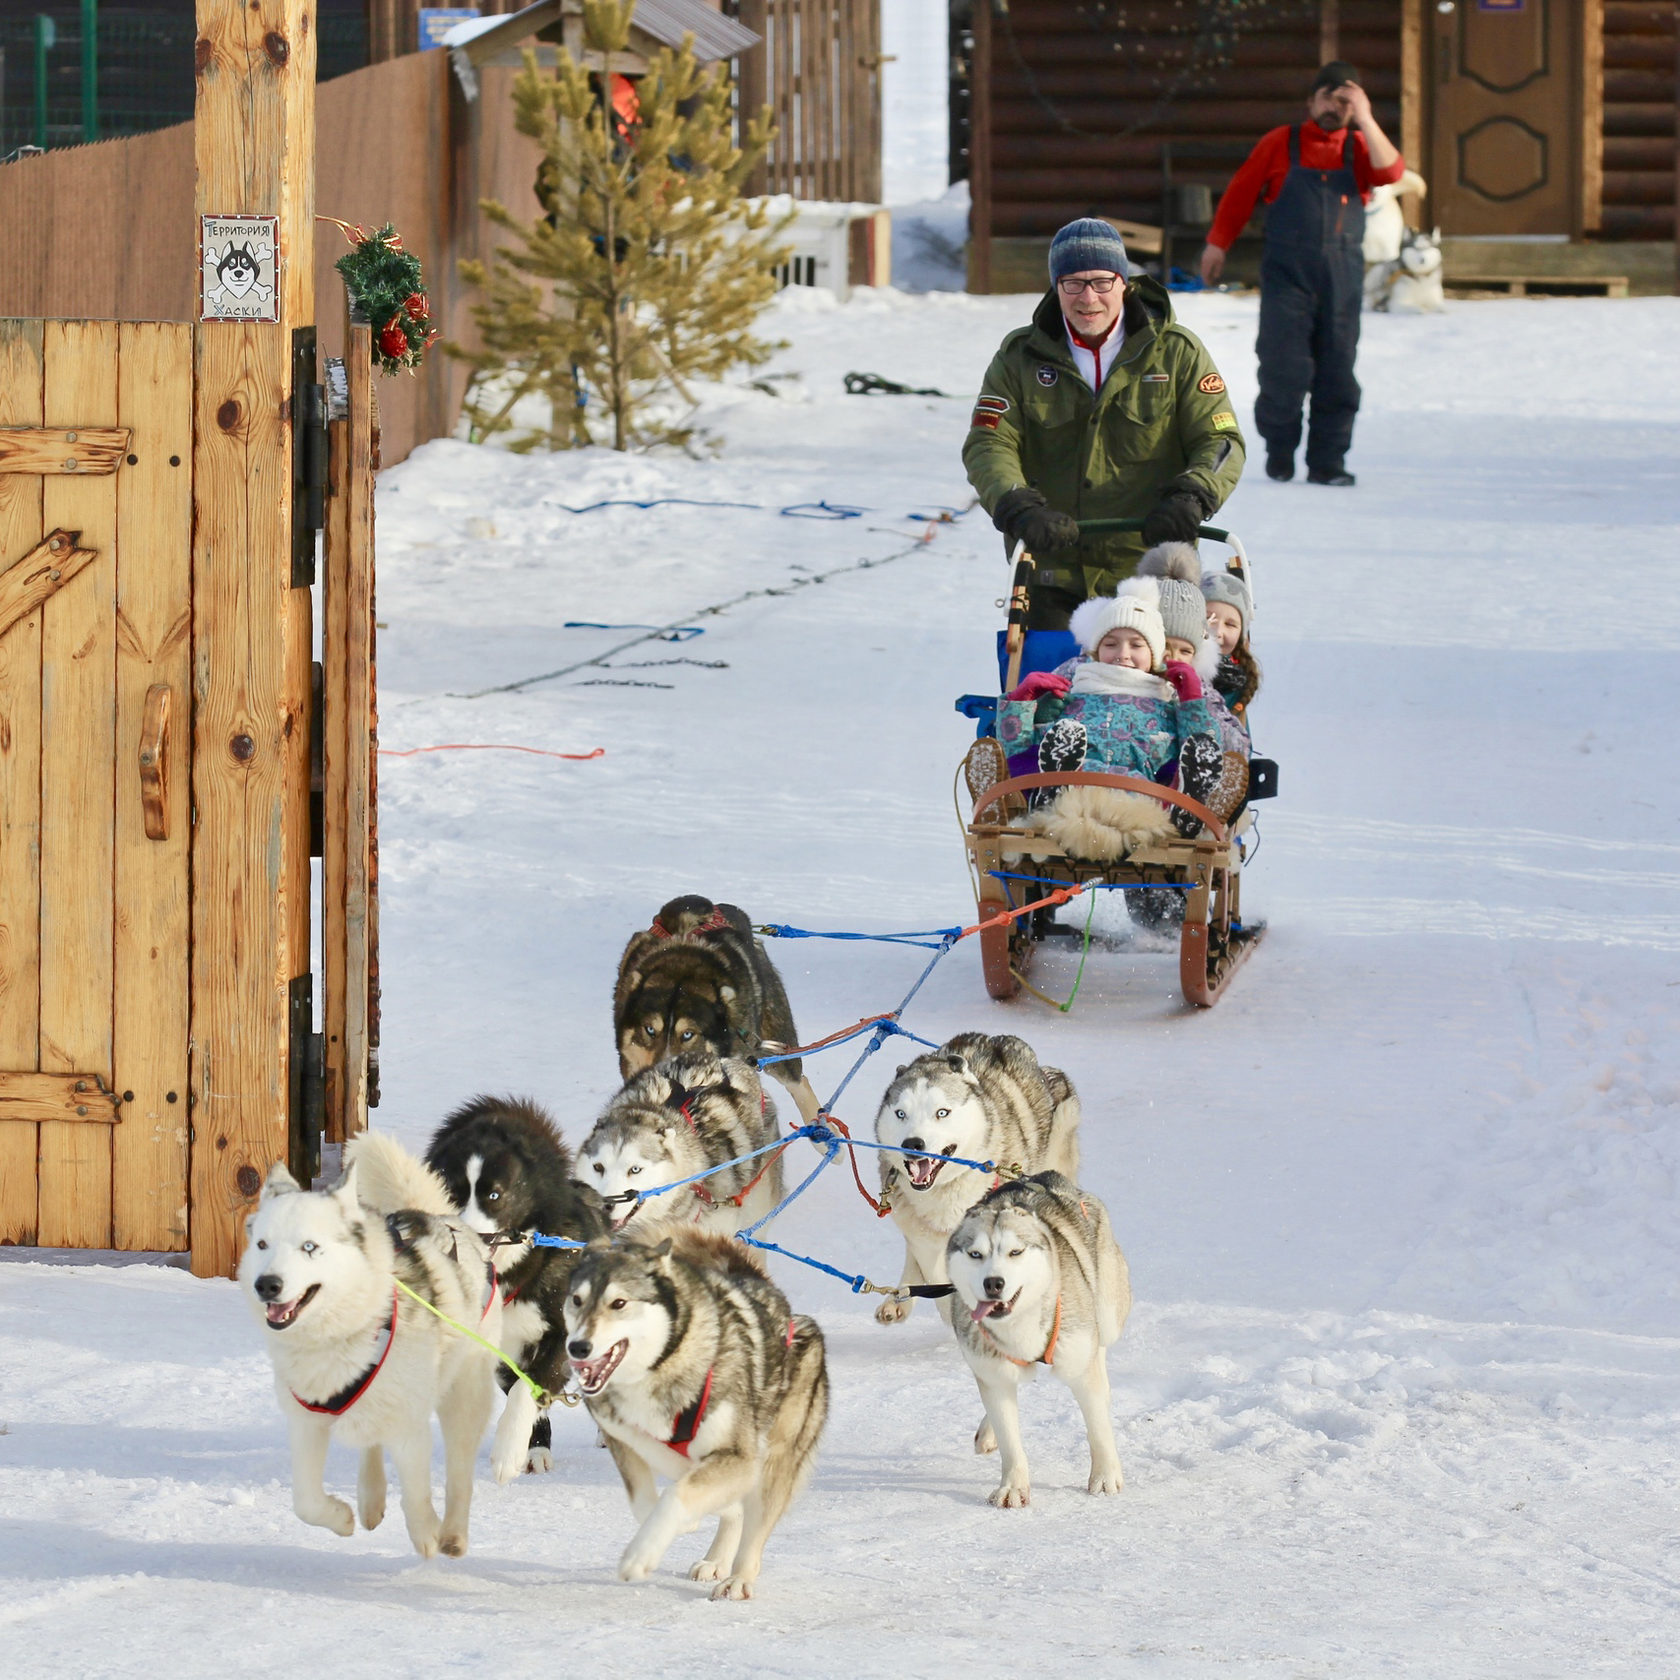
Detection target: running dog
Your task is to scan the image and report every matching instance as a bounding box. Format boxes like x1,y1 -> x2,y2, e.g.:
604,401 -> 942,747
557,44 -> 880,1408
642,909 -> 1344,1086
578,1053 -> 785,1238
237,1133 -> 500,1557
947,1172 -> 1132,1508
872,1033 -> 1081,1328
564,1228 -> 829,1599
425,1095 -> 610,1483
615,895 -> 821,1123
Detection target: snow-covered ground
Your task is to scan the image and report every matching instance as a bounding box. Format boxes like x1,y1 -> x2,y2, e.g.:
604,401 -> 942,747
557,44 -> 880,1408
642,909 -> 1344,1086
4,288 -> 1680,1676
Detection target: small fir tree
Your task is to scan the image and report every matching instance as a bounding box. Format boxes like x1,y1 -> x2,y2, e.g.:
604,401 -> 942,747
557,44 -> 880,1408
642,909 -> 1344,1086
454,0 -> 788,453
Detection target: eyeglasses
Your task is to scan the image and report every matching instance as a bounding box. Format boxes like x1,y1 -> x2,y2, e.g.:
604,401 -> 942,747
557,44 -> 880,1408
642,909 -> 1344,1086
1057,275 -> 1120,296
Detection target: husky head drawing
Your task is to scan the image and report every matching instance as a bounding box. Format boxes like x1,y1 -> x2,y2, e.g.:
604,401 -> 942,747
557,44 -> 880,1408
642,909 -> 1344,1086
874,1051 -> 993,1193
562,1239 -> 682,1396
237,1162 -> 385,1337
947,1187 -> 1058,1327
216,243 -> 261,297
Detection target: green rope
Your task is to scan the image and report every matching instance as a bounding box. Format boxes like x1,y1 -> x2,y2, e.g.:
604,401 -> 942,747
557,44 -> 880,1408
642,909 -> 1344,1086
1058,886 -> 1100,1014
393,1278 -> 563,1408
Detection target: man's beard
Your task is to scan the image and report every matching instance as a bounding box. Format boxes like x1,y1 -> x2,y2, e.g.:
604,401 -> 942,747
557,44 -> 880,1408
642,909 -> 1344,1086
1314,109 -> 1348,133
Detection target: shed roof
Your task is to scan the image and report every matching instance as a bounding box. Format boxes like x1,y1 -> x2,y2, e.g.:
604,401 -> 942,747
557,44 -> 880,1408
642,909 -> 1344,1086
446,0 -> 759,69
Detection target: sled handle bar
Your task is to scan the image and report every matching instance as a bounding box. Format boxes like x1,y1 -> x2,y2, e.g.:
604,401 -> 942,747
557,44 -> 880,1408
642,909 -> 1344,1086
1077,518 -> 1229,542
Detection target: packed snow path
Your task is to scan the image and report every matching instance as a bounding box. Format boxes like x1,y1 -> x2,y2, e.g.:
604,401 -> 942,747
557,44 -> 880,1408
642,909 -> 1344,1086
4,289 -> 1678,1676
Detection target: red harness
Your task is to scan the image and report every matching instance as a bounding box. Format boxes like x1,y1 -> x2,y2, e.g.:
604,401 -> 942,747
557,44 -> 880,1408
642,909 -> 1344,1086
650,907 -> 729,940
977,1294 -> 1062,1370
291,1287 -> 399,1416
665,1369 -> 714,1457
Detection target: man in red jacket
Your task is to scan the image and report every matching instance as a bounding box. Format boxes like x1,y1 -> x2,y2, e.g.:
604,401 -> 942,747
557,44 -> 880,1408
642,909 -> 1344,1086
1199,62 -> 1404,487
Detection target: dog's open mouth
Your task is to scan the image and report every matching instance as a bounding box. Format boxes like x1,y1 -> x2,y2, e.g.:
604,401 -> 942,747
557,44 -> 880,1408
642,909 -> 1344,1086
572,1339 -> 628,1395
971,1287 -> 1022,1322
265,1284 -> 321,1329
609,1200 -> 641,1232
905,1145 -> 958,1191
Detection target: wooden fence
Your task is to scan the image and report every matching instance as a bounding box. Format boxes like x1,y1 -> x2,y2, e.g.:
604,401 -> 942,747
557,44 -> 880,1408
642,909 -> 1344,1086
0,51 -> 540,467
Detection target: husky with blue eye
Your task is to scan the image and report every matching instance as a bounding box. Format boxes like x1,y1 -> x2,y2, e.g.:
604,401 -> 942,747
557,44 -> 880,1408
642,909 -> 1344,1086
236,1133 -> 500,1557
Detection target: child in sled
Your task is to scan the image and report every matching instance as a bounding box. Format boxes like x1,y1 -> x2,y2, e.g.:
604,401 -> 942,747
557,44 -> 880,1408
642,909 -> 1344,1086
997,548 -> 1224,856
1202,563 -> 1261,757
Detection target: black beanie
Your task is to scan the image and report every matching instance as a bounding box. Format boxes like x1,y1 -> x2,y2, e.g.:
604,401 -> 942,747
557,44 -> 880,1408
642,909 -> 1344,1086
1312,60 -> 1361,94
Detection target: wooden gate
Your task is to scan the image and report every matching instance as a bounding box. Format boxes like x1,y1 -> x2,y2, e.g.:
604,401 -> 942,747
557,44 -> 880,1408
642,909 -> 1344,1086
1427,0 -> 1594,236
0,320 -> 193,1251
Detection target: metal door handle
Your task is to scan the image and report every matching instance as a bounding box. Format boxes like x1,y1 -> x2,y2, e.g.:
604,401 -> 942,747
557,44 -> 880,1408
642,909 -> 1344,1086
139,683 -> 170,841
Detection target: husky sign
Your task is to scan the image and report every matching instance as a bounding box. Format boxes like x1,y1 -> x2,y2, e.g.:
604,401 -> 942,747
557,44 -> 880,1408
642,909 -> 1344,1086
200,216 -> 280,322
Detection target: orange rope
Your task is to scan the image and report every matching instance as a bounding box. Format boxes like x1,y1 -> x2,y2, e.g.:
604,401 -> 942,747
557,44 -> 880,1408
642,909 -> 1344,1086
819,1114 -> 892,1219
378,744 -> 605,761
773,1013 -> 896,1060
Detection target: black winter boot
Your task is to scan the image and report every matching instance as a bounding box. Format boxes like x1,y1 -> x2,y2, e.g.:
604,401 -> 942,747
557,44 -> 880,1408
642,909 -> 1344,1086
1037,718 -> 1088,776
1172,733 -> 1224,838
1265,451 -> 1294,482
1307,465 -> 1356,486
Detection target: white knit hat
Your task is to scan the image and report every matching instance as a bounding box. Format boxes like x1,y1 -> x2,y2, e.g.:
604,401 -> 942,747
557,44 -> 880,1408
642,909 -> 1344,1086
1069,590 -> 1165,669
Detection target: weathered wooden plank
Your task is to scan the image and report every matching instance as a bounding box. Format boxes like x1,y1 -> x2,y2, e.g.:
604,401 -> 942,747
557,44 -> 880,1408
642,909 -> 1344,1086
321,395 -> 350,1144
0,427 -> 132,476
0,1072 -> 120,1124
344,324 -> 375,1138
190,0 -> 317,1278
0,320 -> 45,1245
38,319 -> 118,1249
0,531 -> 101,644
113,322 -> 193,1252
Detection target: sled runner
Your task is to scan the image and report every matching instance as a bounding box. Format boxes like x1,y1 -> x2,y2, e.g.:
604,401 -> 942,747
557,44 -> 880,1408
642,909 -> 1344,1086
956,520 -> 1274,1009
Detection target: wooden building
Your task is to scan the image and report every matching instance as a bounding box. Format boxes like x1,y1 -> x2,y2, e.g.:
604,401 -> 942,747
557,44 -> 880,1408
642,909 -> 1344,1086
963,0 -> 1676,294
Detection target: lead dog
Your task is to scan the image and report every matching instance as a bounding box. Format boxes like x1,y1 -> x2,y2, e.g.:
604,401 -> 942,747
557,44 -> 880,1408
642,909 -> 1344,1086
872,1033 -> 1080,1327
947,1172 -> 1132,1508
615,895 -> 821,1123
237,1133 -> 499,1557
564,1229 -> 829,1599
577,1053 -> 785,1238
425,1095 -> 610,1483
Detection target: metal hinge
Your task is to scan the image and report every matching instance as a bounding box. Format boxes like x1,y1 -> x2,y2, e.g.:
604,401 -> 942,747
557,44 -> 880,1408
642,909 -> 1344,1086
288,973 -> 325,1184
291,328 -> 326,587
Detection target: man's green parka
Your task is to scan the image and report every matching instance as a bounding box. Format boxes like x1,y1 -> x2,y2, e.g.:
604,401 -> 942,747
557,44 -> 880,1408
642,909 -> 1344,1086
963,276 -> 1246,597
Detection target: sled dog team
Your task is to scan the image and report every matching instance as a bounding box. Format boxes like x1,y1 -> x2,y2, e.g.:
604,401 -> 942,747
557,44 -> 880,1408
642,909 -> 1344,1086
240,897 -> 1131,1597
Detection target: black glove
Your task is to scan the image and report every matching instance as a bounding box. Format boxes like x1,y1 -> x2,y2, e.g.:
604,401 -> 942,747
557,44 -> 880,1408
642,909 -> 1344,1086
992,486 -> 1080,556
1140,488 -> 1208,546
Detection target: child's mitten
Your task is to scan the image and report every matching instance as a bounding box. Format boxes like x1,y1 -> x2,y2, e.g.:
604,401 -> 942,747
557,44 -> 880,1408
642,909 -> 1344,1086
1163,660 -> 1204,701
1007,670 -> 1072,703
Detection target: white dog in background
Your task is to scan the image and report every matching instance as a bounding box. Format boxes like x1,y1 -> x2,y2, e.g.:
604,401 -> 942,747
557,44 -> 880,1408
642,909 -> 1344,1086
1363,169 -> 1432,311
1386,226 -> 1446,314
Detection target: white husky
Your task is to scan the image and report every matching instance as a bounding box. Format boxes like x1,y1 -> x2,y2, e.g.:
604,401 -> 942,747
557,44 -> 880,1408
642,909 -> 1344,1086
236,1134 -> 501,1557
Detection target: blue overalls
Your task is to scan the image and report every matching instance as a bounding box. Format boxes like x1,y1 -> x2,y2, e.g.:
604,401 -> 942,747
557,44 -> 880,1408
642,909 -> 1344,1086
1253,126 -> 1364,475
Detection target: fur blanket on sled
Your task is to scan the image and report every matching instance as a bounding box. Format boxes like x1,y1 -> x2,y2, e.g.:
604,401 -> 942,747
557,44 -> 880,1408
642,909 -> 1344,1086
1006,785 -> 1174,864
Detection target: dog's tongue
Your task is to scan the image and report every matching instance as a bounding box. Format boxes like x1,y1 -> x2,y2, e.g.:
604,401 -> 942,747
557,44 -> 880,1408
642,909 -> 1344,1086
971,1300 -> 1001,1321
266,1300 -> 294,1326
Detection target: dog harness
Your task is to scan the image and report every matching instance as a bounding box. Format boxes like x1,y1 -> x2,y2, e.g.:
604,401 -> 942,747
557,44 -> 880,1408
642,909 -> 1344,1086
665,1368 -> 715,1457
480,1259 -> 498,1322
665,1079 -> 788,1216
978,1294 -> 1062,1370
650,906 -> 729,939
291,1286 -> 399,1416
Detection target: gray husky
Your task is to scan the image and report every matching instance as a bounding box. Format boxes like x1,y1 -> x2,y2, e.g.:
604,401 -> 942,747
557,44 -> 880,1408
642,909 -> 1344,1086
577,1053 -> 785,1238
563,1228 -> 829,1599
236,1133 -> 500,1557
872,1033 -> 1080,1327
947,1173 -> 1132,1507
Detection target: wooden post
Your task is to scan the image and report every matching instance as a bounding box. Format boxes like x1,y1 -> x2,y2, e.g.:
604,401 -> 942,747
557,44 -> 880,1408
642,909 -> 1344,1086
1319,0 -> 1339,64
190,0 -> 316,1278
1400,0 -> 1423,218
970,0 -> 993,294
1581,0 -> 1603,236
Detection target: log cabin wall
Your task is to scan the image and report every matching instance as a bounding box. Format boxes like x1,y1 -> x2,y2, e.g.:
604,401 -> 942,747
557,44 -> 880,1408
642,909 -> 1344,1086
1601,0 -> 1675,241
972,0 -> 1404,291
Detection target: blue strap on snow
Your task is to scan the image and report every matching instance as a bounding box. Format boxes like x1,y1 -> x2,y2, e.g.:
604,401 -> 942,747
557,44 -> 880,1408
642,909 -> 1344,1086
757,922 -> 963,950
779,501 -> 865,520
564,620 -> 706,641
551,498 -> 762,515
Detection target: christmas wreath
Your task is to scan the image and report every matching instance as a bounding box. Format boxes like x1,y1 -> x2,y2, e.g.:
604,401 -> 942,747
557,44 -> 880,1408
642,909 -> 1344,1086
325,219 -> 438,375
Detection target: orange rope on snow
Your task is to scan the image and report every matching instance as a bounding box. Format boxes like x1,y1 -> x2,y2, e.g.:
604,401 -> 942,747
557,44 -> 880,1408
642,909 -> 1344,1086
378,744 -> 606,761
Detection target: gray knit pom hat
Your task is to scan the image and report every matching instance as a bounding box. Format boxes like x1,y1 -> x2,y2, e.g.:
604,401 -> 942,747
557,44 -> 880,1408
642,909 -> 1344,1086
1134,544 -> 1207,646
1201,566 -> 1254,639
1048,218 -> 1130,284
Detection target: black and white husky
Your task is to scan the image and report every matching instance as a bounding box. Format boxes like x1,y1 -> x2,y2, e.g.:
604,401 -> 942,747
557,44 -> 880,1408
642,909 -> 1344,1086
425,1095 -> 610,1483
947,1172 -> 1132,1507
564,1228 -> 829,1599
236,1133 -> 500,1557
577,1053 -> 785,1238
872,1033 -> 1080,1327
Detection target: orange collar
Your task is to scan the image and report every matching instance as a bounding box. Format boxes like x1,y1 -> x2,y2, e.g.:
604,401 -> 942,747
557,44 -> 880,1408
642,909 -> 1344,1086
979,1293 -> 1061,1368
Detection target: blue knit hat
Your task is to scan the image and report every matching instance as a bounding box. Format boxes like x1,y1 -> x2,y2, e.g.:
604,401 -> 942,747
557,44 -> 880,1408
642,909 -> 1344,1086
1048,218 -> 1130,284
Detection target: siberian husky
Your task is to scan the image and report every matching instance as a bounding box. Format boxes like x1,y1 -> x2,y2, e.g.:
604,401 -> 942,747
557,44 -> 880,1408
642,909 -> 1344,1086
947,1172 -> 1132,1507
564,1229 -> 828,1599
237,1133 -> 500,1557
871,1033 -> 1080,1327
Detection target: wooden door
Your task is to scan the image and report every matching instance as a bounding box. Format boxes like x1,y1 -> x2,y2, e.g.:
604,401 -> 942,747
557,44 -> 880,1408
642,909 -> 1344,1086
1428,0 -> 1583,235
0,321 -> 193,1252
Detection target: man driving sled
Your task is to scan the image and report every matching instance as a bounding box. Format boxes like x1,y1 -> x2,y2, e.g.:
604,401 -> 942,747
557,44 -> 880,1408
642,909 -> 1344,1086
963,218 -> 1244,631
1199,61 -> 1405,487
